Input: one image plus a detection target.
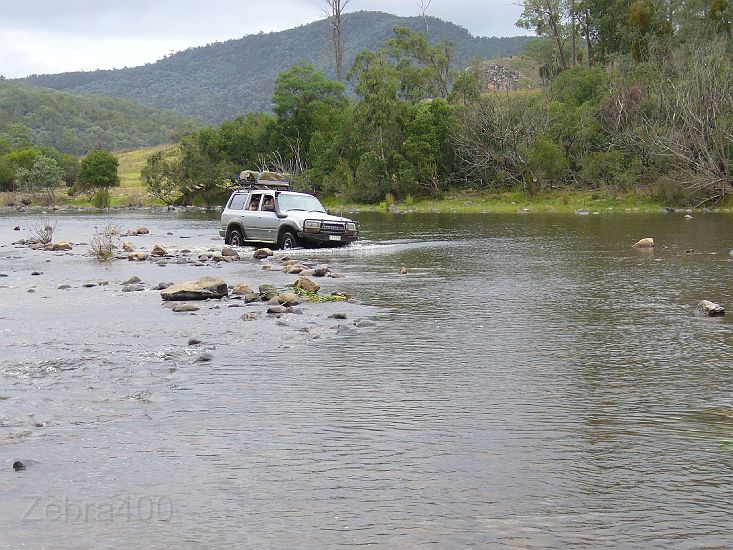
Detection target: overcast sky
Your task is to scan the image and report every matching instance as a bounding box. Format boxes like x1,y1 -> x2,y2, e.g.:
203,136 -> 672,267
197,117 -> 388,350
0,1 -> 528,79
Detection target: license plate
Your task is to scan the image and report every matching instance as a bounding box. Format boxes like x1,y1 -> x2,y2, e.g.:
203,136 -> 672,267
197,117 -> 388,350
329,235 -> 341,241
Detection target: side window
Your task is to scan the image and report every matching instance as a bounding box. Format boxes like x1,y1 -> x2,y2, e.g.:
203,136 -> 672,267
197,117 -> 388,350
248,194 -> 262,211
262,195 -> 276,212
229,194 -> 247,210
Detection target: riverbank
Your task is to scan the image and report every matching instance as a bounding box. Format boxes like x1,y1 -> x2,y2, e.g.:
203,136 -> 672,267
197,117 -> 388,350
3,188 -> 731,215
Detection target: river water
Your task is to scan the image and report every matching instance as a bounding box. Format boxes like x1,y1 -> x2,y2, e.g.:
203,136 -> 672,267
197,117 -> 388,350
1,210 -> 732,548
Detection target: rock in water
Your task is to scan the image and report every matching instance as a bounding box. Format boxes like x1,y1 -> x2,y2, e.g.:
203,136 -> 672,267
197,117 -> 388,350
221,247 -> 238,257
160,277 -> 229,301
399,267 -> 408,275
151,244 -> 167,256
232,283 -> 254,295
254,248 -> 273,259
173,304 -> 200,312
294,277 -> 320,293
632,238 -> 654,248
696,300 -> 725,317
258,284 -> 279,300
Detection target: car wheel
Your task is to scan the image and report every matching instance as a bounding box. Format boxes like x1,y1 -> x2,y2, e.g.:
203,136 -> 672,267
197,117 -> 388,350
229,228 -> 244,247
279,230 -> 298,250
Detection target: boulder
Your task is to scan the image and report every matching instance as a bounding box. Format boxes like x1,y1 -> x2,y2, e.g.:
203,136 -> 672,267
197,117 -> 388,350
267,305 -> 288,314
254,248 -> 274,259
161,276 -> 229,301
287,265 -> 305,274
122,284 -> 146,293
313,265 -> 331,277
134,226 -> 149,235
632,238 -> 654,249
294,277 -> 320,293
232,283 -> 254,295
122,241 -> 135,252
221,247 -> 238,257
154,282 -> 174,290
328,312 -> 347,320
278,292 -> 302,307
48,241 -> 72,251
243,292 -> 260,303
151,244 -> 167,256
399,267 -> 408,275
696,300 -> 725,317
123,276 -> 142,285
241,312 -> 262,321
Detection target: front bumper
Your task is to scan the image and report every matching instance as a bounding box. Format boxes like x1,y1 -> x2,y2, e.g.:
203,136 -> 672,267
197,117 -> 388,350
297,231 -> 358,245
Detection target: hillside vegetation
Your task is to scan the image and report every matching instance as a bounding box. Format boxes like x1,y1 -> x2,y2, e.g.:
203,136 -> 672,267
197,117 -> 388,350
15,11 -> 532,123
0,82 -> 201,155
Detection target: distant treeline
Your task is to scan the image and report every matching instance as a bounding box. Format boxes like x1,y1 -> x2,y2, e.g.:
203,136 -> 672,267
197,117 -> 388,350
0,82 -> 201,156
144,4 -> 733,207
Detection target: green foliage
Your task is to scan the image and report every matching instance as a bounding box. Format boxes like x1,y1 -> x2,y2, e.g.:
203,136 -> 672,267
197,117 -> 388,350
25,155 -> 65,194
91,189 -> 112,209
526,136 -> 569,190
0,82 -> 200,155
292,286 -> 347,302
77,149 -> 120,192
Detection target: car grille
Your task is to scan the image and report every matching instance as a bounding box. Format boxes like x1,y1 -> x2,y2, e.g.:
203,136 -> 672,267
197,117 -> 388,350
321,221 -> 346,234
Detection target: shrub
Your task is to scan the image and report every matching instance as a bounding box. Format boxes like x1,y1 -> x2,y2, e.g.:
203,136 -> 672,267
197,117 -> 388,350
92,189 -> 111,209
88,224 -> 119,261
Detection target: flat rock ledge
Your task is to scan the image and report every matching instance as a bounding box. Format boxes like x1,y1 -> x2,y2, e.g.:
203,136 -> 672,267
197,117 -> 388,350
160,276 -> 229,301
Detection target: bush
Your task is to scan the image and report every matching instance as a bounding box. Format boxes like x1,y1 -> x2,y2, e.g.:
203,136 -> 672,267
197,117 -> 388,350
88,224 -> 119,261
92,189 -> 111,209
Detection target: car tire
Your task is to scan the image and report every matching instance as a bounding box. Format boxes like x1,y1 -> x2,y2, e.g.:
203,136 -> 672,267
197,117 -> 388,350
228,228 -> 244,247
279,230 -> 298,250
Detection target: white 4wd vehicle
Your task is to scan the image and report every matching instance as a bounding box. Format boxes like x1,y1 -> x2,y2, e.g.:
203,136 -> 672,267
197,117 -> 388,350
219,176 -> 359,250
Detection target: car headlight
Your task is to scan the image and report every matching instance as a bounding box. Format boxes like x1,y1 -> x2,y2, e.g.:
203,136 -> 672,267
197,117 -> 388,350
303,220 -> 321,233
345,222 -> 357,235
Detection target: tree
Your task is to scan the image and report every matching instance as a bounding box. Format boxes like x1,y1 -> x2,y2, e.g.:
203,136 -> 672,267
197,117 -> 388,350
517,0 -> 569,70
25,155 -> 65,199
325,0 -> 351,82
272,64 -> 346,167
77,149 -> 120,193
417,0 -> 432,37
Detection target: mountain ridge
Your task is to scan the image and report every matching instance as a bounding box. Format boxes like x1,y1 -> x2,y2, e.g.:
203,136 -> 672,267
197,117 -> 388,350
15,11 -> 532,123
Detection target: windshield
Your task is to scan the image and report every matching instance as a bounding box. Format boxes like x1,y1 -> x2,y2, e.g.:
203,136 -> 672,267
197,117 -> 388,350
278,194 -> 326,213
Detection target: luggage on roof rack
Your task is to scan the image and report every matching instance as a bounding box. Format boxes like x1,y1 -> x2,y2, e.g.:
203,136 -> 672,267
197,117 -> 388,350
234,170 -> 293,190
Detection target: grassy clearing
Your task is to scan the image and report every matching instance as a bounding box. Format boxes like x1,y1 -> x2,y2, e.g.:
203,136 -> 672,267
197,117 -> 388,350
323,190 -> 688,215
115,144 -> 173,188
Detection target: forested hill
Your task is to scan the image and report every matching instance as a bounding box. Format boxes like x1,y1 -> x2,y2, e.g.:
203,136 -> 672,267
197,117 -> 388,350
0,82 -> 202,155
15,11 -> 531,123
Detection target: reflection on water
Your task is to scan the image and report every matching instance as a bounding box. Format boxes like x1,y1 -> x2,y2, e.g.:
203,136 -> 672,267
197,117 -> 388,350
1,210 -> 733,548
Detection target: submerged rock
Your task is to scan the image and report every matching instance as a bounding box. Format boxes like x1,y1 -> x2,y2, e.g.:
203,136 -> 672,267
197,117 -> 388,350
173,303 -> 200,312
123,276 -> 142,285
128,251 -> 149,261
161,276 -> 229,301
241,312 -> 262,322
632,237 -> 654,248
696,300 -> 725,317
399,267 -> 408,275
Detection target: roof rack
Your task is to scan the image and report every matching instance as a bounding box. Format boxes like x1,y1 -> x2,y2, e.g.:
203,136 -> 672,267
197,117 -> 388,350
234,170 -> 293,191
